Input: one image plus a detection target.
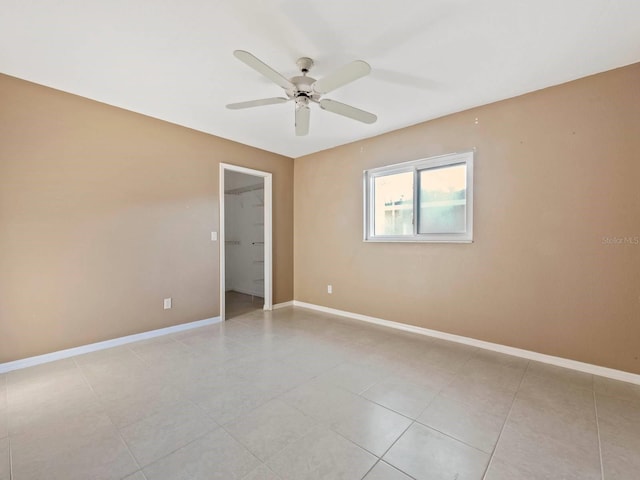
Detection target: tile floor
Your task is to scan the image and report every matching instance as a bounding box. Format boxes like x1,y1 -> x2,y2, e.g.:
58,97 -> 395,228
1,307 -> 639,479
225,291 -> 264,319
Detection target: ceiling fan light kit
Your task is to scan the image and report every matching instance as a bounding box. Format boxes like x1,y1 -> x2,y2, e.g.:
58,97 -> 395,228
226,50 -> 377,136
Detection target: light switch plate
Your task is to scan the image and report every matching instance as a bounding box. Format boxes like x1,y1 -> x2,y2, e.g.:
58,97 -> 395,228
211,232 -> 218,241
164,298 -> 172,309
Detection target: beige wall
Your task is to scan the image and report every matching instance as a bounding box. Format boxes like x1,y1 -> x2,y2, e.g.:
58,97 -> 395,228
0,74 -> 294,363
294,63 -> 640,374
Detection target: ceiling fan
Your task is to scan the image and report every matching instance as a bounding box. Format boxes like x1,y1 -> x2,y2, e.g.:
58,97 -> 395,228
226,50 -> 377,136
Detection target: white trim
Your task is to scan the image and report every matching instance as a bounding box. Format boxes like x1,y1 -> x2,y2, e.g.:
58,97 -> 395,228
271,300 -> 294,310
363,150 -> 474,243
220,163 -> 273,322
0,317 -> 221,374
292,301 -> 640,385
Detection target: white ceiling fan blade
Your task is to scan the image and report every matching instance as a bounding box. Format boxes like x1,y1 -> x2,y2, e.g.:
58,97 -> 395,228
233,50 -> 294,90
319,99 -> 377,124
313,60 -> 371,94
295,106 -> 310,136
226,97 -> 289,109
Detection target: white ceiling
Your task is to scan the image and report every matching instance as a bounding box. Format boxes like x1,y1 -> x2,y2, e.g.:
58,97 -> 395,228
1,1 -> 639,158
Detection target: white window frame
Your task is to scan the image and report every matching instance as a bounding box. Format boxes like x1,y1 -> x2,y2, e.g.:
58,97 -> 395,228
363,151 -> 474,243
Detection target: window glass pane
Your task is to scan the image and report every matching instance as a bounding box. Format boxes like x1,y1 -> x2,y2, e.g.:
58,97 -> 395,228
373,171 -> 413,236
418,164 -> 466,234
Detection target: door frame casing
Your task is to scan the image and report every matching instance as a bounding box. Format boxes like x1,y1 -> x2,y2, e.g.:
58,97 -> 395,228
219,163 -> 273,321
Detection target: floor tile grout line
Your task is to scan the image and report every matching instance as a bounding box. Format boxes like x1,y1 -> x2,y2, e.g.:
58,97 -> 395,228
362,459 -> 420,480
274,347 -> 496,463
593,389 -> 605,480
275,395 -> 387,461
371,420 -> 420,480
8,436 -> 13,480
359,459 -> 382,480
135,425 -> 221,473
481,359 -> 530,480
72,356 -> 143,474
218,422 -> 278,472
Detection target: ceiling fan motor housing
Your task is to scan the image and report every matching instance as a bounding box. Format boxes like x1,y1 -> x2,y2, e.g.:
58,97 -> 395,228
287,75 -> 319,102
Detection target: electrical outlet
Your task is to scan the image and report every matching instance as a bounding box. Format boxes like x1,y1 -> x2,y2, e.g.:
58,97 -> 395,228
164,298 -> 172,310
327,285 -> 332,294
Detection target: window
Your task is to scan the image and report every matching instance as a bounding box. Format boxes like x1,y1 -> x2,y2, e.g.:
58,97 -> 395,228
364,151 -> 473,242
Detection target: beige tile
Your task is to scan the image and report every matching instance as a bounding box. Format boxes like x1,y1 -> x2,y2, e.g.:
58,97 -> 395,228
142,429 -> 260,480
512,373 -> 598,441
128,337 -> 193,372
225,399 -> 316,461
454,354 -> 526,392
594,376 -> 640,403
315,361 -> 389,395
74,345 -> 136,366
241,464 -> 282,480
362,377 -> 438,418
0,438 -> 9,480
417,393 -> 507,453
0,410 -> 5,440
466,349 -> 528,370
484,457 -> 541,480
176,333 -> 253,362
438,376 -> 516,417
397,364 -> 457,391
5,359 -> 79,386
99,380 -> 187,428
404,342 -> 474,373
169,360 -> 242,399
11,412 -> 138,480
364,461 -> 413,480
281,379 -> 357,422
76,347 -> 149,385
276,344 -> 348,377
491,417 -> 601,480
7,365 -> 102,436
79,350 -> 157,399
192,377 -> 276,424
282,380 -> 412,456
328,397 -> 412,456
123,472 -> 147,480
383,423 -> 490,480
230,358 -> 315,397
526,361 -> 593,390
0,375 -> 6,408
120,401 -> 218,467
0,378 -> 6,439
6,361 -> 89,408
267,426 -> 376,480
596,393 -> 640,479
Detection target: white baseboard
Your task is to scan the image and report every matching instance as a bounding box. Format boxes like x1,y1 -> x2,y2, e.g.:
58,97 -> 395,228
271,300 -> 294,310
0,316 -> 221,374
292,301 -> 640,386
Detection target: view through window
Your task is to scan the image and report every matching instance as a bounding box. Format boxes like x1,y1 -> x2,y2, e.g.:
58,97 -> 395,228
364,151 -> 473,242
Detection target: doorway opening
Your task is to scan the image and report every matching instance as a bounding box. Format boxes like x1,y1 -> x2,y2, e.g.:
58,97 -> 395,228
219,164 -> 272,320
